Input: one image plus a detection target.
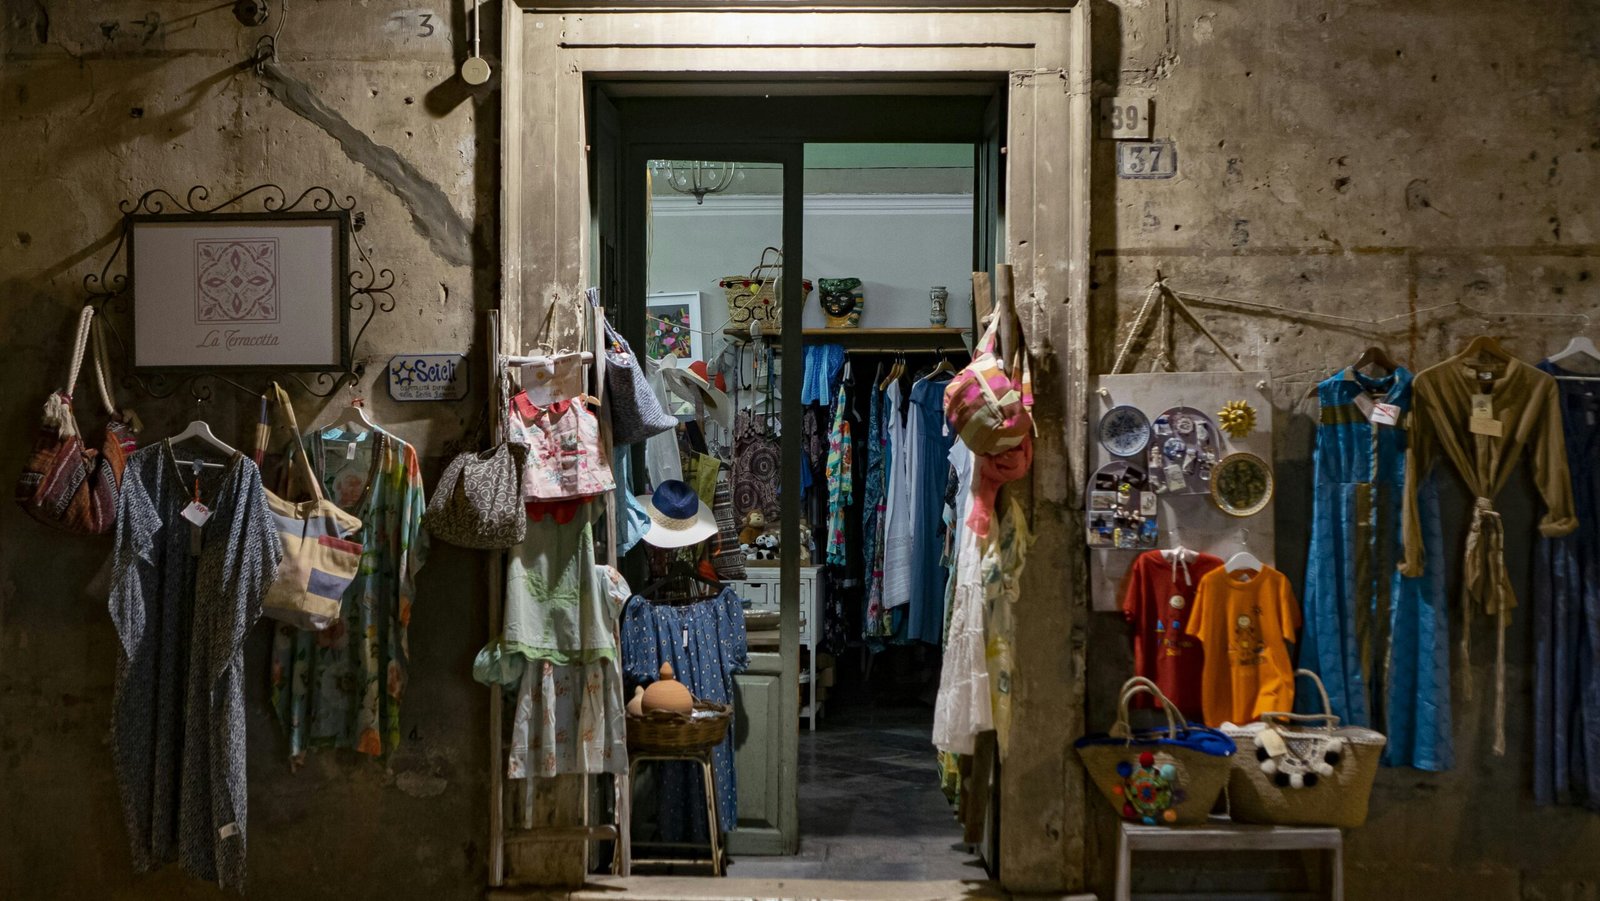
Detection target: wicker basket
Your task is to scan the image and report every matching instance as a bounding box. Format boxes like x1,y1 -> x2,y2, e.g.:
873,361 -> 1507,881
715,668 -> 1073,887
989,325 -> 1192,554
720,247 -> 813,327
626,700 -> 733,753
1075,677 -> 1237,826
1222,670 -> 1386,828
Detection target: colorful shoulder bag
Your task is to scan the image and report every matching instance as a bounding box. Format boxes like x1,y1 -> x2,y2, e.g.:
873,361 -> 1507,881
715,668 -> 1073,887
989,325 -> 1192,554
15,305 -> 138,535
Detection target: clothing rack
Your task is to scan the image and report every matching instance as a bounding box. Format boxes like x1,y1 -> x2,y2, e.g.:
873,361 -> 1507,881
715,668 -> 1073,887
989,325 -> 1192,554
844,346 -> 968,355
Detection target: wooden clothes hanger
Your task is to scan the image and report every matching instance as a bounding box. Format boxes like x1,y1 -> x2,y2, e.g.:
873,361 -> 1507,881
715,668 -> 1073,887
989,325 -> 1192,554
1459,334 -> 1513,364
1351,345 -> 1398,376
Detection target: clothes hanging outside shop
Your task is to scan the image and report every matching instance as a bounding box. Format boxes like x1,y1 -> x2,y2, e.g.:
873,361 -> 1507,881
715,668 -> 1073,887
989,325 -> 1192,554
110,442 -> 281,891
270,428 -> 428,761
621,589 -> 749,843
1122,548 -> 1223,724
1403,351 -> 1577,755
1300,367 -> 1453,771
1534,359 -> 1600,808
1185,565 -> 1302,728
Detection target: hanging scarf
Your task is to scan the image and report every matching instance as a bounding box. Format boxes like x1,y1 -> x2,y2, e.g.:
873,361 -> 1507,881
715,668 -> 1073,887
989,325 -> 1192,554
966,433 -> 1033,539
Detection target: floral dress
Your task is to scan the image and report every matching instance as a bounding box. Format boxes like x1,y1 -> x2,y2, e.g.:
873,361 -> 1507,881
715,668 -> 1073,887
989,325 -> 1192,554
270,428 -> 428,760
825,383 -> 853,566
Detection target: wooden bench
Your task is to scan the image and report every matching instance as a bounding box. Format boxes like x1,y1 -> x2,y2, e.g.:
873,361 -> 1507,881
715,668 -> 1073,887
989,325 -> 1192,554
1116,818 -> 1343,901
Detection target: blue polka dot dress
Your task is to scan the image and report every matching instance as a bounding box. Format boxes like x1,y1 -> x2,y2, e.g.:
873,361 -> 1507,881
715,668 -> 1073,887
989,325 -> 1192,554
621,588 -> 748,842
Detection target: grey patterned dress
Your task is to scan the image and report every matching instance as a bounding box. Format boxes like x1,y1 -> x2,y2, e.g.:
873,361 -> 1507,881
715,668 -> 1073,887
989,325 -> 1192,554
109,441 -> 281,891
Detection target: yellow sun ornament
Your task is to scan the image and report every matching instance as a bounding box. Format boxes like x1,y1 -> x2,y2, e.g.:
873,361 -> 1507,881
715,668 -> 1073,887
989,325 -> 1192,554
1217,400 -> 1257,439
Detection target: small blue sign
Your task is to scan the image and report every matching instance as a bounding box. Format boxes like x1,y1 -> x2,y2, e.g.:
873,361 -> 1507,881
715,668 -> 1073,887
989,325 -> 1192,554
388,353 -> 469,402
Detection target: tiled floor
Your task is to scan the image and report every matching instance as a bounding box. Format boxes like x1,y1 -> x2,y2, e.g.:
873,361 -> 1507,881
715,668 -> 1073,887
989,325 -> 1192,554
732,705 -> 990,882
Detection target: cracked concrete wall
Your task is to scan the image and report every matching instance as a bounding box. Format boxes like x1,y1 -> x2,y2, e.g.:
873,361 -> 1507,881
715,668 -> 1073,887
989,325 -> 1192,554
1,2 -> 495,898
5,0 -> 1600,898
1087,0 -> 1600,898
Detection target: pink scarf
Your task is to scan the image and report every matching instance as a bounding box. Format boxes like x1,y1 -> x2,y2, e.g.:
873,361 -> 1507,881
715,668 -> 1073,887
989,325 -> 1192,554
966,433 -> 1033,539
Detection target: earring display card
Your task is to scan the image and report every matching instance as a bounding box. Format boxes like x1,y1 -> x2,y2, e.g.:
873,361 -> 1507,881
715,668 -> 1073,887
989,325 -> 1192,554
1088,371 -> 1276,613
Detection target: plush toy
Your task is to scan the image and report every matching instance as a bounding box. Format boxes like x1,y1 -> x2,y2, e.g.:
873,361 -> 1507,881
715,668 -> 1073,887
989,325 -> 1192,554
796,519 -> 813,565
739,510 -> 768,547
754,532 -> 780,560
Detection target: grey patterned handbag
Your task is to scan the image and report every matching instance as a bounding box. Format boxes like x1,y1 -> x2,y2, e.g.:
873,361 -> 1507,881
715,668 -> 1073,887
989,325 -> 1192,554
424,370 -> 528,549
603,317 -> 678,446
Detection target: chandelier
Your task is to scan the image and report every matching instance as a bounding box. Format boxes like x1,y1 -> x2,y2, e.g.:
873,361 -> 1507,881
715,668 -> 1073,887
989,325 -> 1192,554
650,159 -> 740,205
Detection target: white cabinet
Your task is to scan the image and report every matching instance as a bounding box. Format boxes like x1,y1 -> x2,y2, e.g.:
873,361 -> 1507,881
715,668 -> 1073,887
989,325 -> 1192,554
731,565 -> 822,730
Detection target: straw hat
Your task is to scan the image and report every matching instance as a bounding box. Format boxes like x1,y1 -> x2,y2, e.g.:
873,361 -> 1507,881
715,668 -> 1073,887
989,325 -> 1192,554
638,480 -> 718,548
659,361 -> 733,431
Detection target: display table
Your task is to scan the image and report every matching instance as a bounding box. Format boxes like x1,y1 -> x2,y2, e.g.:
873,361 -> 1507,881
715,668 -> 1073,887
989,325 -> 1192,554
1115,818 -> 1343,901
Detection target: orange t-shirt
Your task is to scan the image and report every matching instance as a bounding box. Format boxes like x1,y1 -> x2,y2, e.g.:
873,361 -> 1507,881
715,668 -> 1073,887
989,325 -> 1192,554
1183,565 -> 1302,727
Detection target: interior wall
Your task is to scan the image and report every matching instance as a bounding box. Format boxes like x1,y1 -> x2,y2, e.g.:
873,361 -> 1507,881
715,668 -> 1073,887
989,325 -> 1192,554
0,4 -> 494,898
648,194 -> 975,331
1087,0 -> 1600,898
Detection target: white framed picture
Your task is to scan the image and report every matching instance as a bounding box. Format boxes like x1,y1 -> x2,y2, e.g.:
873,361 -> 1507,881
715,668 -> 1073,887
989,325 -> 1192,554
645,291 -> 705,367
646,291 -> 706,417
129,213 -> 349,371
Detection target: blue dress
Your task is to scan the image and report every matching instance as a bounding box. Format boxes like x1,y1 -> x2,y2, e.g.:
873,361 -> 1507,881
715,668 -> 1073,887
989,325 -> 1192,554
620,589 -> 749,841
1300,367 -> 1453,770
908,373 -> 956,647
1533,360 -> 1600,808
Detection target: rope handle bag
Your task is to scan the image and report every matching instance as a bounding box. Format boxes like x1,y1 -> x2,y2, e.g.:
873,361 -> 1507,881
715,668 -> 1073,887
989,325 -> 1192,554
1075,675 -> 1236,825
14,306 -> 139,535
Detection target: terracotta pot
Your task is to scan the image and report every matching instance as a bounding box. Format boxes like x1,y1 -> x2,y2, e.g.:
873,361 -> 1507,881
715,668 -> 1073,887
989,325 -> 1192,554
641,662 -> 694,714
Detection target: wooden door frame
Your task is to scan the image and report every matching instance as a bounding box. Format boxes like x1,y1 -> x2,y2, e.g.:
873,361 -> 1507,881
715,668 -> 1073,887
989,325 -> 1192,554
500,2 -> 1092,893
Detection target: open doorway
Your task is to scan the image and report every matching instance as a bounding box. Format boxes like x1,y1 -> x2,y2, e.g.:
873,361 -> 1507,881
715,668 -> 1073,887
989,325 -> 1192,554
605,92 -> 1000,881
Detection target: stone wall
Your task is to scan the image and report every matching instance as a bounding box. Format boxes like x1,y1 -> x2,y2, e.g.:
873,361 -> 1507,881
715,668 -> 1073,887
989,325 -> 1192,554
1,2 -> 495,897
2,0 -> 1599,898
1085,0 -> 1600,898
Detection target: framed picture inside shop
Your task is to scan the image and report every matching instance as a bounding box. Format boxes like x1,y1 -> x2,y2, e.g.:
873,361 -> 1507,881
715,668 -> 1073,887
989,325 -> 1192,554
128,212 -> 350,371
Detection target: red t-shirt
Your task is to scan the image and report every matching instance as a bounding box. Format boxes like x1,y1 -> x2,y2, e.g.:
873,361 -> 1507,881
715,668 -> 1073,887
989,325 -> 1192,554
1120,550 -> 1222,721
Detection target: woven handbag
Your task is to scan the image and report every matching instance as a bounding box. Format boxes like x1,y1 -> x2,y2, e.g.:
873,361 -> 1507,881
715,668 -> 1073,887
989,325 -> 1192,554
1076,676 -> 1237,826
424,368 -> 529,549
15,306 -> 138,535
719,246 -> 813,327
1222,669 -> 1386,828
257,383 -> 365,631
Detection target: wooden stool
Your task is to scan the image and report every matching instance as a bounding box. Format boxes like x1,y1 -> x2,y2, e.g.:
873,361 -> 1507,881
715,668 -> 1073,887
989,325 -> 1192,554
1116,818 -> 1343,901
626,748 -> 725,876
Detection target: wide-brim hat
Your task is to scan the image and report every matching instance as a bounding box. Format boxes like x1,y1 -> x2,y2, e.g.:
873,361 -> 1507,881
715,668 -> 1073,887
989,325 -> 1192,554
638,479 -> 718,548
659,362 -> 734,431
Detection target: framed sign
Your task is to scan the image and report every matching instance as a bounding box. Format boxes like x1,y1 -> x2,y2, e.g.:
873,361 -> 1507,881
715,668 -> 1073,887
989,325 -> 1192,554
128,211 -> 350,371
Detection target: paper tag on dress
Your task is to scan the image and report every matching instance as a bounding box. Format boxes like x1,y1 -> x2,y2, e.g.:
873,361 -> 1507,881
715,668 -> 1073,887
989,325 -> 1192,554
1470,416 -> 1503,437
218,822 -> 239,840
181,501 -> 213,527
1371,403 -> 1400,427
346,440 -> 358,460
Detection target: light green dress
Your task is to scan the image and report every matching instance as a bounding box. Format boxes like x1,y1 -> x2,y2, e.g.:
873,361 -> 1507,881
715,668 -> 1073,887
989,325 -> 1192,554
270,429 -> 429,759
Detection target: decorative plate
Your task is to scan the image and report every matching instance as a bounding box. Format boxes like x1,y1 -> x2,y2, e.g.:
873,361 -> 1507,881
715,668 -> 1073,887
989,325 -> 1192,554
1211,452 -> 1274,517
1099,405 -> 1152,458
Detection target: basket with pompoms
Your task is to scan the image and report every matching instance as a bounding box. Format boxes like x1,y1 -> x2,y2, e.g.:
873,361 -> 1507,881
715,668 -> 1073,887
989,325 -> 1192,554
626,662 -> 732,753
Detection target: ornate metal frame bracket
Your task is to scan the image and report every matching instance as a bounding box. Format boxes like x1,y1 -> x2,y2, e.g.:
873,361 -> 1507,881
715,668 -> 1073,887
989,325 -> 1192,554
84,184 -> 396,400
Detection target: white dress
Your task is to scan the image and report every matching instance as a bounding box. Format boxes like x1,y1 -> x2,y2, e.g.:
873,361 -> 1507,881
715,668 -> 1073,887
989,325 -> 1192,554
880,381 -> 915,609
643,357 -> 683,488
933,442 -> 992,755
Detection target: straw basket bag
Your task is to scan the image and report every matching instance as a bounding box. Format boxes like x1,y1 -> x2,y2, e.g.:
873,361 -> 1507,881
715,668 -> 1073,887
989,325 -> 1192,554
1222,669 -> 1386,828
1075,677 -> 1237,826
719,246 -> 813,328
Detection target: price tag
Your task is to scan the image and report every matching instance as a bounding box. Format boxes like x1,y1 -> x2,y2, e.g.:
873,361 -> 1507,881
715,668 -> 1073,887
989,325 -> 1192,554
181,500 -> 213,527
1469,394 -> 1502,437
346,440 -> 358,461
1371,403 -> 1401,427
